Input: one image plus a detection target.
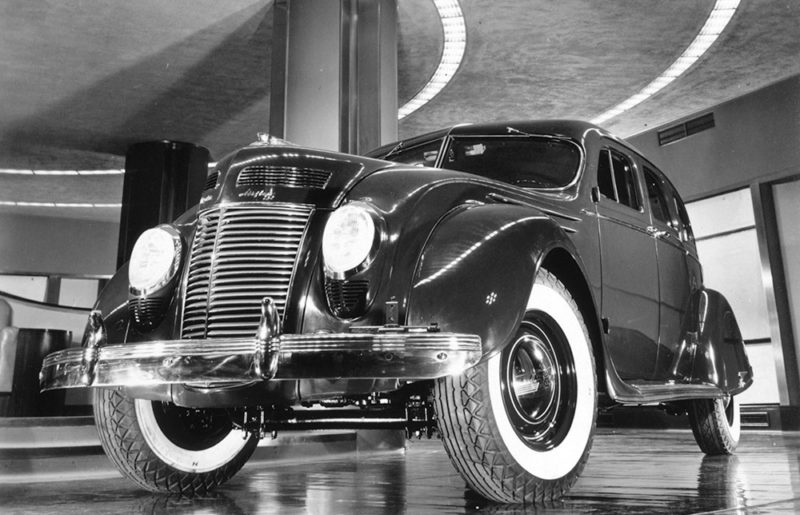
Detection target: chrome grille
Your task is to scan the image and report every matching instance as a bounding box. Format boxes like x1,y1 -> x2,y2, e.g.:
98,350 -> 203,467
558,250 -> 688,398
237,165 -> 332,189
181,203 -> 313,339
203,171 -> 219,191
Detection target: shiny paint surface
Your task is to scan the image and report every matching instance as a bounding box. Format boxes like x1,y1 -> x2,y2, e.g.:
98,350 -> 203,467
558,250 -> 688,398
4,429 -> 800,513
78,120 -> 751,406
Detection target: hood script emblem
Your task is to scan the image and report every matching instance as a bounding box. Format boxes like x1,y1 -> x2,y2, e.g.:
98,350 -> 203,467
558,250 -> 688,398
240,188 -> 276,201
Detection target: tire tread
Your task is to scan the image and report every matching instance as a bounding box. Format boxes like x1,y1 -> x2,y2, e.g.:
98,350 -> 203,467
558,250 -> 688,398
434,270 -> 596,504
93,388 -> 257,495
688,398 -> 738,455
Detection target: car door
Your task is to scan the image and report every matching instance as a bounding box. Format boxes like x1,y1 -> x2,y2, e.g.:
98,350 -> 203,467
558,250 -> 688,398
594,146 -> 660,381
642,166 -> 697,381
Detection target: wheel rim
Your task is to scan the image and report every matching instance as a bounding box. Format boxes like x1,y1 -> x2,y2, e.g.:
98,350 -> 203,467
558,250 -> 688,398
134,399 -> 251,473
151,402 -> 233,451
501,315 -> 577,451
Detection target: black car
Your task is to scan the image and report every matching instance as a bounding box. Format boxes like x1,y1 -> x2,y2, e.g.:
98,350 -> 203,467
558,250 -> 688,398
41,120 -> 752,504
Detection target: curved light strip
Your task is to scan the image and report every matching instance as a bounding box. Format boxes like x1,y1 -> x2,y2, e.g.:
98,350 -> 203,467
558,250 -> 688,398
0,200 -> 121,208
0,168 -> 124,176
398,0 -> 466,120
591,0 -> 740,125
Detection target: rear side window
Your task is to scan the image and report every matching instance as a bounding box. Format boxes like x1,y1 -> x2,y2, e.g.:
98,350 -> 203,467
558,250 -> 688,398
644,167 -> 671,225
597,149 -> 641,211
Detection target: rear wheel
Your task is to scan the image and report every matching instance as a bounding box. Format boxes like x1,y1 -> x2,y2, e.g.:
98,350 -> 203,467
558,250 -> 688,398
688,395 -> 740,455
434,270 -> 597,504
93,388 -> 258,495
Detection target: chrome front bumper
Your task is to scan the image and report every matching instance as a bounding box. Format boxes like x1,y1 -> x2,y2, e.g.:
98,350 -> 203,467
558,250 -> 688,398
39,299 -> 482,391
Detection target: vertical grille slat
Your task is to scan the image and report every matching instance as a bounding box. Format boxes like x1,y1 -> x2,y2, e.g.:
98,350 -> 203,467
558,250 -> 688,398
181,203 -> 313,339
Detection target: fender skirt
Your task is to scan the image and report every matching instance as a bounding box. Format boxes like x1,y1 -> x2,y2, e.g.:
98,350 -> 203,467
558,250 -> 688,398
406,204 -> 576,361
673,288 -> 754,395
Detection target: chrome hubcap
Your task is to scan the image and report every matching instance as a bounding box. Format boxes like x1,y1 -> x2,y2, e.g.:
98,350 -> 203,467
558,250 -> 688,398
502,315 -> 577,450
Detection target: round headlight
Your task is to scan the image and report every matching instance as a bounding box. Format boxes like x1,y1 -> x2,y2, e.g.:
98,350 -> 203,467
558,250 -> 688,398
129,227 -> 182,294
322,203 -> 379,277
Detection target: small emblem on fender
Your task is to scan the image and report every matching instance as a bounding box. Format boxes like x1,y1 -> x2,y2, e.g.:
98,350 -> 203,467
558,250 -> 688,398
486,292 -> 498,305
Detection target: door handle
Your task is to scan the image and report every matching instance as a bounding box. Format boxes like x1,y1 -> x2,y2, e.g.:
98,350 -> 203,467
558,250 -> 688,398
646,226 -> 667,238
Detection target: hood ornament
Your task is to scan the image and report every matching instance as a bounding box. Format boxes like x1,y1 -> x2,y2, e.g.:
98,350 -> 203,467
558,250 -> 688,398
252,132 -> 297,147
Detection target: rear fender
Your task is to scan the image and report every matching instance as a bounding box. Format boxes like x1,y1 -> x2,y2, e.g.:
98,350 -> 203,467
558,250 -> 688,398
406,204 -> 574,360
673,289 -> 753,394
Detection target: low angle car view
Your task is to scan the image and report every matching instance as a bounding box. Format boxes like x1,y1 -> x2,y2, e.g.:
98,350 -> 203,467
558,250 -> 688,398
39,120 -> 752,503
2,0 -> 800,513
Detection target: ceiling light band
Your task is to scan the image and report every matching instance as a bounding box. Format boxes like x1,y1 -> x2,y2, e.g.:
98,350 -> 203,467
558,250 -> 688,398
0,200 -> 121,208
398,0 -> 466,120
0,169 -> 124,176
591,0 -> 739,125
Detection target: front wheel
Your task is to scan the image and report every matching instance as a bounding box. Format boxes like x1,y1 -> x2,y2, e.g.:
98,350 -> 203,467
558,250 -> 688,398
93,388 -> 258,495
434,270 -> 597,504
688,395 -> 741,455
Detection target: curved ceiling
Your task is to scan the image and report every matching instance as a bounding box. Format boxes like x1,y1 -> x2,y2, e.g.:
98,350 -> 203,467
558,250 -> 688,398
1,0 -> 799,221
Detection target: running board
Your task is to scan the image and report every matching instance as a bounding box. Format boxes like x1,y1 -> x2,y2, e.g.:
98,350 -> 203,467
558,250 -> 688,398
611,381 -> 726,404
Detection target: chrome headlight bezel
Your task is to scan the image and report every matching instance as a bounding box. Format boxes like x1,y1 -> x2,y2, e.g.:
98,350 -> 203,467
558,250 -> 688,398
128,225 -> 183,297
322,202 -> 383,280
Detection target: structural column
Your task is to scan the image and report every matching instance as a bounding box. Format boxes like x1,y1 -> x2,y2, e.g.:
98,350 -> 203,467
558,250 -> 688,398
269,0 -> 398,154
752,182 -> 800,425
117,141 -> 209,267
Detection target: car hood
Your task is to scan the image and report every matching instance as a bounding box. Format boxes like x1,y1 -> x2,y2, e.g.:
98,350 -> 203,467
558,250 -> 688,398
199,144 -> 397,211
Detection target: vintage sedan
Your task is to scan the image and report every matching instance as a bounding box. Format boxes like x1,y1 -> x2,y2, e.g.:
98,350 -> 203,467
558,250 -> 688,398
40,120 -> 752,504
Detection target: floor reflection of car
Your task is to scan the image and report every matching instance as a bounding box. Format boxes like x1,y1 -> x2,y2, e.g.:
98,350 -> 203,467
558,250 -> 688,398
40,120 -> 752,504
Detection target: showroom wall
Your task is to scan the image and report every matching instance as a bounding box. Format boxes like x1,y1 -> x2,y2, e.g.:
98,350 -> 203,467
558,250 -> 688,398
0,213 -> 118,277
628,74 -> 800,411
628,75 -> 800,201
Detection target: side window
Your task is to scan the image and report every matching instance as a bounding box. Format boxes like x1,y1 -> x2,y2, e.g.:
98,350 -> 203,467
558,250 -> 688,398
386,139 -> 442,167
596,149 -> 641,211
644,167 -> 671,225
597,150 -> 615,199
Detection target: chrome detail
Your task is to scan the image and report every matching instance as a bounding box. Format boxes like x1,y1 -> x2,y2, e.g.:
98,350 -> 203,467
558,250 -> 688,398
237,165 -> 332,190
324,278 -> 369,318
322,201 -> 385,281
181,203 -> 313,339
78,311 -> 106,386
253,133 -> 297,146
129,225 -> 183,297
40,308 -> 482,391
203,171 -> 219,191
646,226 -> 668,238
254,298 -> 281,380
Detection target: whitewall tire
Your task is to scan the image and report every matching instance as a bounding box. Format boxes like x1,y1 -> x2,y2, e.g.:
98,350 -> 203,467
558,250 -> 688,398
93,388 -> 258,495
434,269 -> 597,504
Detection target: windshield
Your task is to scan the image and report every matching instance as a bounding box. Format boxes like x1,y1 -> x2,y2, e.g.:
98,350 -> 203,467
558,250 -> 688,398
443,136 -> 581,189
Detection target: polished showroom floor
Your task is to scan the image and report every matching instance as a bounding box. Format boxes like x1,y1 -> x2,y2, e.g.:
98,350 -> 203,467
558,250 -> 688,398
1,428 -> 799,514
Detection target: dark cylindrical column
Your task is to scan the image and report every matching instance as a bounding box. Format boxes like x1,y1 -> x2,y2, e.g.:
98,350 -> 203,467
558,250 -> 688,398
0,328 -> 69,417
117,141 -> 209,268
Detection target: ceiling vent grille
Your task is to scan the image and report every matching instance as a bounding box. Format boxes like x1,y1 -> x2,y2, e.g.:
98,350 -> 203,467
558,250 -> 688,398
658,113 -> 715,146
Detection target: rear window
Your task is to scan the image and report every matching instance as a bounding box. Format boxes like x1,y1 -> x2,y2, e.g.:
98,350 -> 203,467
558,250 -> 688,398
442,136 -> 581,188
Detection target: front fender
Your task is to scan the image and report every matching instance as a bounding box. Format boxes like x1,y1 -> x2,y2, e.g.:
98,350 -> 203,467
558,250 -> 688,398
90,263 -> 130,344
673,289 -> 753,395
406,203 -> 573,360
